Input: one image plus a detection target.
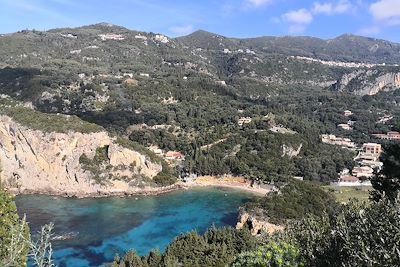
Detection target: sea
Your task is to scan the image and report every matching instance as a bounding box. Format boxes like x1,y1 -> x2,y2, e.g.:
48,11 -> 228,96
16,187 -> 255,267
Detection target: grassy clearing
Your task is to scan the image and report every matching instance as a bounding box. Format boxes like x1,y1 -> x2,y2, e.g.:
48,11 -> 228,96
324,186 -> 372,203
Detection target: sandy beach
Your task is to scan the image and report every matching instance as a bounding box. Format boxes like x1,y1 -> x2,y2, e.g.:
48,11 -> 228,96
182,175 -> 271,196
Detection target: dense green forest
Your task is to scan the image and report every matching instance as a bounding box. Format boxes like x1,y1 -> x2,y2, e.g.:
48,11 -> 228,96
1,25 -> 400,185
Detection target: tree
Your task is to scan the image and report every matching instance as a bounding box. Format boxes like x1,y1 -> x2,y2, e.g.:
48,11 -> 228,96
394,122 -> 400,132
371,143 -> 400,201
0,187 -> 55,267
231,239 -> 303,267
287,196 -> 400,267
0,187 -> 29,266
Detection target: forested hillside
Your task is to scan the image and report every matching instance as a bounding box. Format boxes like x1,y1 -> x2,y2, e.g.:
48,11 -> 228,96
0,23 -> 399,184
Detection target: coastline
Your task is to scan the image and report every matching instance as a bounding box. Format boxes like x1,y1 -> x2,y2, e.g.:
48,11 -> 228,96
8,176 -> 270,198
183,176 -> 271,197
7,184 -> 188,199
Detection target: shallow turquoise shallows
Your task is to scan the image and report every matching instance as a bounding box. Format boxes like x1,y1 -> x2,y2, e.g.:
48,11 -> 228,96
15,187 -> 255,267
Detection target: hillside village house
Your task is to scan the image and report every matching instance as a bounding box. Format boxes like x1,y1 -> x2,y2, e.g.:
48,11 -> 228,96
338,123 -> 352,130
165,151 -> 184,161
373,131 -> 400,141
238,117 -> 252,127
344,110 -> 353,117
339,175 -> 359,184
354,142 -> 383,170
352,166 -> 374,178
362,143 -> 382,155
148,146 -> 163,157
321,134 -> 356,149
377,115 -> 393,124
337,175 -> 371,186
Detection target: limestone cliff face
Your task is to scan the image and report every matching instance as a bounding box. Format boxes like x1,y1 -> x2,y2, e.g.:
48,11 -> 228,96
0,115 -> 163,197
236,210 -> 284,236
334,70 -> 400,96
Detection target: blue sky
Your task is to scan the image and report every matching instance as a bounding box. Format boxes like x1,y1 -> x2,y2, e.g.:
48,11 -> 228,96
0,0 -> 399,42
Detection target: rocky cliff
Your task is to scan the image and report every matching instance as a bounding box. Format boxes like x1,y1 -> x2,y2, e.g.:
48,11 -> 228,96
236,210 -> 284,236
333,70 -> 400,95
0,115 -> 164,197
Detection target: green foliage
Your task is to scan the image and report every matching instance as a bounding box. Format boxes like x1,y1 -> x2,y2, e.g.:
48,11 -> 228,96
245,180 -> 339,225
371,143 -> 400,201
79,146 -> 109,172
0,104 -> 103,133
231,239 -> 304,267
152,161 -> 177,186
287,196 -> 400,267
162,227 -> 257,267
394,122 -> 400,132
79,146 -> 111,184
0,187 -> 29,266
152,172 -> 176,186
112,227 -> 257,267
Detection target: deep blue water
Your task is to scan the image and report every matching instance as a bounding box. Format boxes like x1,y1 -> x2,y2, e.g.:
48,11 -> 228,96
15,187 -> 255,267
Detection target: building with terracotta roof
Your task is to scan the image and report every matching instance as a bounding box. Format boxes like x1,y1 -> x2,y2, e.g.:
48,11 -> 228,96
373,131 -> 400,141
361,143 -> 382,155
165,151 -> 184,161
352,166 -> 374,178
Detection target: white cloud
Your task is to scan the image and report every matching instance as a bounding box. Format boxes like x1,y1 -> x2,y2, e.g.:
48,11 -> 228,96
370,0 -> 400,25
312,0 -> 352,15
312,2 -> 333,14
169,25 -> 194,36
245,0 -> 273,8
282,9 -> 313,24
282,8 -> 313,34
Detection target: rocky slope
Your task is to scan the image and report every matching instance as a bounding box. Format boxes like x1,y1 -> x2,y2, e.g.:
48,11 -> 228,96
0,115 -> 163,197
332,69 -> 400,95
236,210 -> 284,236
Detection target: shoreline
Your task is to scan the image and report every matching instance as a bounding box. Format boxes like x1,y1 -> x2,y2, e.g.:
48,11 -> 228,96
8,184 -> 188,199
185,182 -> 270,196
183,175 -> 271,197
8,176 -> 270,199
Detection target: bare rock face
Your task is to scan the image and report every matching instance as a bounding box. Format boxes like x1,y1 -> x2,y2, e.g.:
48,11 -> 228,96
236,211 -> 284,236
281,144 -> 302,158
0,115 -> 162,197
334,70 -> 400,95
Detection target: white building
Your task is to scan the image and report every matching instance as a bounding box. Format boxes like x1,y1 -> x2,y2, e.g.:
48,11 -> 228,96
238,117 -> 252,127
338,124 -> 352,130
321,134 -> 356,149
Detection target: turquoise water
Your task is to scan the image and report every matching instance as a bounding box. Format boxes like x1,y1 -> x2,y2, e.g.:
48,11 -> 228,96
15,187 -> 255,267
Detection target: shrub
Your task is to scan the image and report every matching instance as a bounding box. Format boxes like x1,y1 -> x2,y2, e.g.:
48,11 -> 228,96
287,195 -> 400,267
231,239 -> 304,267
0,187 -> 30,266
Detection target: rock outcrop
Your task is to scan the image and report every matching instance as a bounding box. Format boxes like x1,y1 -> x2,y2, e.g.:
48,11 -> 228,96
0,115 -> 163,197
281,144 -> 302,158
334,70 -> 400,95
236,210 -> 284,236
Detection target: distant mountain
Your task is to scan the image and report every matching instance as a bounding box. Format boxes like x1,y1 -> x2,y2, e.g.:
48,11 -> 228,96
0,23 -> 399,106
240,34 -> 400,64
178,31 -> 400,64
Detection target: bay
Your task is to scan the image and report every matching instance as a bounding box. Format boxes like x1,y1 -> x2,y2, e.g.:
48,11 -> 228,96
15,187 -> 255,267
